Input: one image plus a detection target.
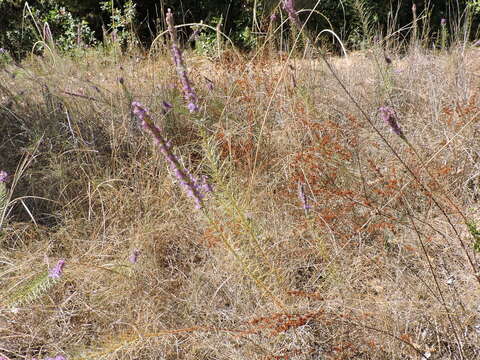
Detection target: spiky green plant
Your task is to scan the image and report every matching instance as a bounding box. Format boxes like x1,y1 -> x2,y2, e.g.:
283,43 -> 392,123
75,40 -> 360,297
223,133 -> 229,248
3,265 -> 64,310
352,0 -> 376,49
200,129 -> 286,308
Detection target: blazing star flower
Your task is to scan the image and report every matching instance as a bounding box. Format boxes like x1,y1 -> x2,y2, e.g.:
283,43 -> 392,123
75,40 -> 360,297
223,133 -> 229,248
161,101 -> 173,115
48,259 -> 65,279
298,182 -> 312,211
379,106 -> 404,138
166,9 -> 199,113
440,18 -> 447,26
187,102 -> 199,113
129,249 -> 140,264
131,101 -> 209,208
0,171 -> 8,182
282,0 -> 302,28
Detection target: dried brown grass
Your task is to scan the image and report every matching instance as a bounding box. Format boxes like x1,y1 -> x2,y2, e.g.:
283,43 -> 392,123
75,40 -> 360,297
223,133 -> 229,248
0,44 -> 480,359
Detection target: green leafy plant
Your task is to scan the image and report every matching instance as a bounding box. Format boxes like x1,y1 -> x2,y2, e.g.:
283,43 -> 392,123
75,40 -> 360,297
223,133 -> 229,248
466,220 -> 480,253
468,0 -> 480,14
100,0 -> 137,49
25,1 -> 96,53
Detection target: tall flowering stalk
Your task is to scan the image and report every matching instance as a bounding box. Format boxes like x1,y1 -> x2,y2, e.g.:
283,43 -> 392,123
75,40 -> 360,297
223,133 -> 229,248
132,101 -> 208,208
282,0 -> 302,28
378,106 -> 405,140
166,9 -> 199,113
440,18 -> 448,50
298,182 -> 311,212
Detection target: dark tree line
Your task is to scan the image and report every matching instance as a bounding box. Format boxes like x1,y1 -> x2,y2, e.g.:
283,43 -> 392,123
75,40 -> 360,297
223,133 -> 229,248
0,0 -> 478,58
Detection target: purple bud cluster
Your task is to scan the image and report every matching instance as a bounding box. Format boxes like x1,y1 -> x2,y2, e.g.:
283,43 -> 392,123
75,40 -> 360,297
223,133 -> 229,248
0,170 -> 8,182
298,182 -> 312,211
378,106 -> 404,138
48,259 -> 65,279
129,249 -> 140,264
132,101 -> 211,208
282,0 -> 302,28
166,9 -> 199,113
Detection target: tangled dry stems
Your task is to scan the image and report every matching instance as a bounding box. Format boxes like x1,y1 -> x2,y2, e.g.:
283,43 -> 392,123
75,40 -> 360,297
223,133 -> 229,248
0,43 -> 480,359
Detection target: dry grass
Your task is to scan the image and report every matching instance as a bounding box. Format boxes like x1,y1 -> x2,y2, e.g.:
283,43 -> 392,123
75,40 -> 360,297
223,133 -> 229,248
1,42 -> 480,360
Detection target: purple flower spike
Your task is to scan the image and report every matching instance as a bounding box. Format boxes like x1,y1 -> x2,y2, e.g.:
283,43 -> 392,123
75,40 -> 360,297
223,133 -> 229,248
379,106 -> 405,138
0,171 -> 8,183
129,249 -> 140,264
162,101 -> 173,114
187,102 -> 199,113
298,182 -> 312,211
282,0 -> 302,28
131,101 -> 209,209
440,18 -> 447,26
48,259 -> 65,279
132,101 -> 148,123
166,9 -> 199,113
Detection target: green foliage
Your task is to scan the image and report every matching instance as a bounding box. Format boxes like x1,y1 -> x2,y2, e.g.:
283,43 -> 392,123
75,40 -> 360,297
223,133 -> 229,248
0,0 -> 96,58
0,0 -> 477,58
37,4 -> 97,51
195,29 -> 217,57
100,0 -> 137,48
0,48 -> 12,66
236,25 -> 258,49
468,0 -> 480,14
4,270 -> 60,309
466,220 -> 480,252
